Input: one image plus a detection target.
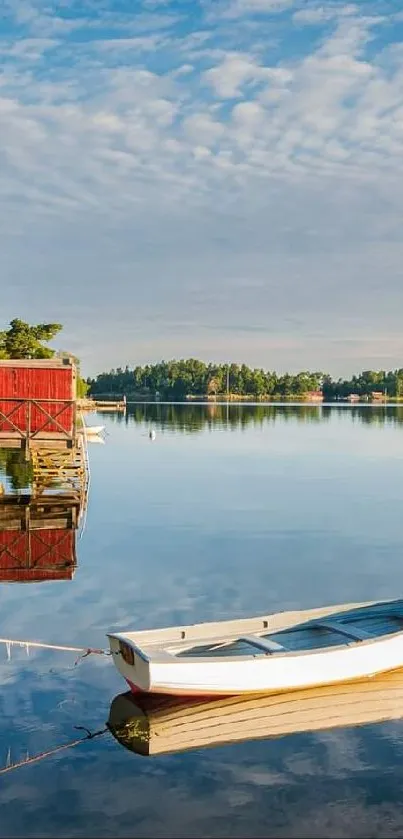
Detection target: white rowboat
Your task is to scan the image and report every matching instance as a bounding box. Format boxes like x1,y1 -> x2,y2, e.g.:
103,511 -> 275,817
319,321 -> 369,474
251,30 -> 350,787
108,598 -> 403,697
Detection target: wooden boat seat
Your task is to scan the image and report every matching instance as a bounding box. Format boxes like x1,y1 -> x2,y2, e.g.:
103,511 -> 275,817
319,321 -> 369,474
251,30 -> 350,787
240,635 -> 285,654
314,620 -> 371,642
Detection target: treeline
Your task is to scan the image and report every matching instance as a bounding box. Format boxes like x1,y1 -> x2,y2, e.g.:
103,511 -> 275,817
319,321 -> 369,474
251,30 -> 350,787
88,360 -> 403,400
89,360 -> 323,398
323,369 -> 403,399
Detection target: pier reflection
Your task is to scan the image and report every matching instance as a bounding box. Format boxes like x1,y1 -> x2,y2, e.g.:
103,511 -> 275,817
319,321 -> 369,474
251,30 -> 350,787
0,492 -> 80,582
0,441 -> 89,583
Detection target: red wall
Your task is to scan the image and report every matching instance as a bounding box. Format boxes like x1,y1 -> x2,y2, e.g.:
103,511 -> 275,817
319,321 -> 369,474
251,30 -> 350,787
0,364 -> 75,435
0,530 -> 76,582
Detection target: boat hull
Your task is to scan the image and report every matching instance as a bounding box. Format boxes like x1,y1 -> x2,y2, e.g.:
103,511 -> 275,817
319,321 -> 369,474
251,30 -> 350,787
162,636 -> 403,696
108,625 -> 403,697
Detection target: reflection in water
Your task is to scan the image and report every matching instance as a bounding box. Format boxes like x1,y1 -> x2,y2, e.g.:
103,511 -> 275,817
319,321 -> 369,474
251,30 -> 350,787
107,670 -> 403,758
0,439 -> 91,582
3,669 -> 403,776
0,448 -> 33,491
104,402 -> 403,434
0,493 -> 80,582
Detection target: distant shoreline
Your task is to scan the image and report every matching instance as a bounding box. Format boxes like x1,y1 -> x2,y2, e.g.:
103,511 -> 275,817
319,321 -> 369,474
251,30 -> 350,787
88,360 -> 403,402
83,393 -> 403,406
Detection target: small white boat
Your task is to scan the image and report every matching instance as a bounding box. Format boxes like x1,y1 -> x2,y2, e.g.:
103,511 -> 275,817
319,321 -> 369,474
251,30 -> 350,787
78,425 -> 105,436
108,599 -> 403,697
87,434 -> 105,445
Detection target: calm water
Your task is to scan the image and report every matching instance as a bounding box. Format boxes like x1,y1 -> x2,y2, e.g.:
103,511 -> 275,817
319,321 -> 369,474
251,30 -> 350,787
2,404 -> 403,837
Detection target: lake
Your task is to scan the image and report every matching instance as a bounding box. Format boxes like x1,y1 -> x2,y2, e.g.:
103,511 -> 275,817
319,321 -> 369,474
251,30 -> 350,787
1,403 -> 403,838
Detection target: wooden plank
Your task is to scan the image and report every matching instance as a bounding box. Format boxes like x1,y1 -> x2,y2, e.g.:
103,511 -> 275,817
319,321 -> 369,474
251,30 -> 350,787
314,619 -> 370,641
0,433 -> 75,451
240,635 -> 285,654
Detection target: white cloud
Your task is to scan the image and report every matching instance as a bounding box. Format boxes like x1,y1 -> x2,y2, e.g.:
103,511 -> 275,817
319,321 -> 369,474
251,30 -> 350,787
183,112 -> 224,145
293,4 -> 357,25
203,54 -> 289,98
90,35 -> 167,53
0,37 -> 59,60
214,0 -> 295,18
1,0 -> 403,371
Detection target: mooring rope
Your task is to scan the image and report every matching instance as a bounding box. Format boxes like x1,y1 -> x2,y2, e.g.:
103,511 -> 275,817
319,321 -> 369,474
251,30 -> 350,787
0,638 -> 110,663
0,727 -> 108,775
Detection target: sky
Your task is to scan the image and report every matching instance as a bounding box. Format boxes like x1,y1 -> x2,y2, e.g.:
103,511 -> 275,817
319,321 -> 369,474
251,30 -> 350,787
1,0 -> 403,377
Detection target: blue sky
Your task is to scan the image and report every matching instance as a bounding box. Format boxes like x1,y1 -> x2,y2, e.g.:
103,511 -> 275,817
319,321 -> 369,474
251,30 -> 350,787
1,0 -> 403,376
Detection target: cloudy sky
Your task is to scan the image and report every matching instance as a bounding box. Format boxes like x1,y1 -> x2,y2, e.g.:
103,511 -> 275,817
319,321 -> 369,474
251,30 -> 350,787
1,0 -> 402,376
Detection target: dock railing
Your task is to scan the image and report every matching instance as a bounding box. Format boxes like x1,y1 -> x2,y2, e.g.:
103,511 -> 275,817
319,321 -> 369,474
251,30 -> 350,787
0,398 -> 77,454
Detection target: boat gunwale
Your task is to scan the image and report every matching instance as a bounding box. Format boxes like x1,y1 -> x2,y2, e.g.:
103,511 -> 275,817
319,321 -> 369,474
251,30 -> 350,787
108,598 -> 403,667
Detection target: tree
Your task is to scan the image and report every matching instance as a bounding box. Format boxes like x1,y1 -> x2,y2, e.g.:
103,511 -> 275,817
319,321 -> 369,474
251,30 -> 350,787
0,319 -> 63,359
0,448 -> 34,491
0,321 -> 90,397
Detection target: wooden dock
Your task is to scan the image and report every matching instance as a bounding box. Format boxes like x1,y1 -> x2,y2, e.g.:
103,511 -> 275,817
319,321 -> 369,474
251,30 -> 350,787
78,397 -> 126,412
0,431 -> 75,451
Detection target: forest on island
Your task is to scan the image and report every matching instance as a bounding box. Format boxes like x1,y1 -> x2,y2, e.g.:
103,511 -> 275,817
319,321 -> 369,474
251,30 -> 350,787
88,360 -> 403,400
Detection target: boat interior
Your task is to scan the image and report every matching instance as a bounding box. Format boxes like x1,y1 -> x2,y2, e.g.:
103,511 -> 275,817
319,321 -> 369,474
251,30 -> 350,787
174,601 -> 403,658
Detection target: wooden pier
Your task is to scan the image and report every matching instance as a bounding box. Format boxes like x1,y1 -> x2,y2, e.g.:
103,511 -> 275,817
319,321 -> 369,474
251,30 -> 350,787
78,397 -> 126,412
30,439 -> 89,507
0,397 -> 77,457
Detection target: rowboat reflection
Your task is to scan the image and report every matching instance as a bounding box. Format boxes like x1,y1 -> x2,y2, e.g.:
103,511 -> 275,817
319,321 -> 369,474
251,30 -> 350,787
107,668 -> 403,757
3,668 -> 403,777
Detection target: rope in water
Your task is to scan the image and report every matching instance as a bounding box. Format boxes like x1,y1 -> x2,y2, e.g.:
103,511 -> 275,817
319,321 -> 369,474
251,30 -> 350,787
0,638 -> 110,662
0,727 -> 108,775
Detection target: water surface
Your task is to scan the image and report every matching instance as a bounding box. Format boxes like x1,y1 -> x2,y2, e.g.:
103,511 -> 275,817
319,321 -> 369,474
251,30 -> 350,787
1,404 -> 403,837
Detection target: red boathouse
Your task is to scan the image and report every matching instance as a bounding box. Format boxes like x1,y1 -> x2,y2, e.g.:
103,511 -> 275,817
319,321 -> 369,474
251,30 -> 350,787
0,358 -> 77,454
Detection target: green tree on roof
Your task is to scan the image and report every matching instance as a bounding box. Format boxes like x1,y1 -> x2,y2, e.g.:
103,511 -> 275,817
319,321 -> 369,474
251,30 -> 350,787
0,319 -> 63,359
